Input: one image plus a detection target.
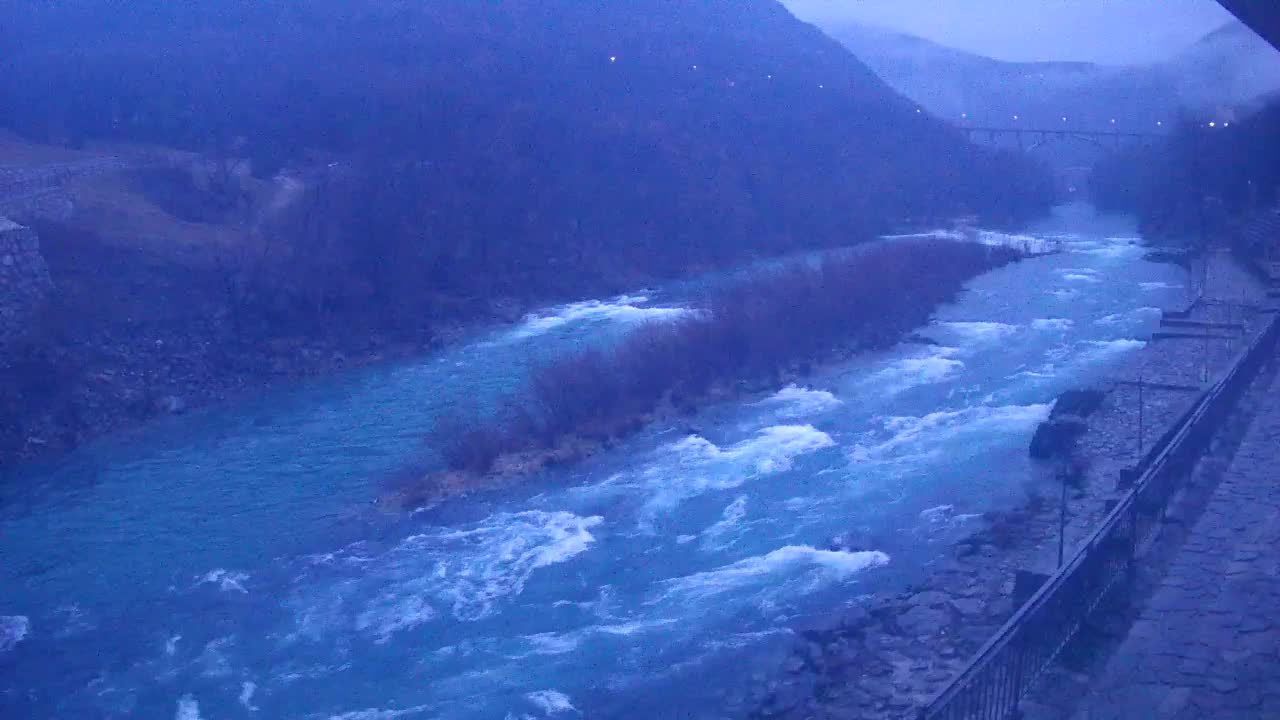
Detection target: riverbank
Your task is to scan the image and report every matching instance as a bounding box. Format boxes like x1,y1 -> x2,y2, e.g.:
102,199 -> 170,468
740,248 -> 1272,719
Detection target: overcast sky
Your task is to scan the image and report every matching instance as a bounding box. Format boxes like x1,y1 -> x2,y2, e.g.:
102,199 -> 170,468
781,0 -> 1236,64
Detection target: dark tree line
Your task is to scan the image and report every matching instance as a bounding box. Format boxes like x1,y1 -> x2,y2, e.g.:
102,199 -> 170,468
1091,99 -> 1280,245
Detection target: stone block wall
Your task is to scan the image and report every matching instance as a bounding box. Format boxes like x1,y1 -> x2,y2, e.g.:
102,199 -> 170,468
0,216 -> 54,357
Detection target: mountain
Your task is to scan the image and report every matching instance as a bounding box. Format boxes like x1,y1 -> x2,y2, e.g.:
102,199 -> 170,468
0,1 -> 1052,313
1169,20 -> 1280,115
825,20 -> 1280,134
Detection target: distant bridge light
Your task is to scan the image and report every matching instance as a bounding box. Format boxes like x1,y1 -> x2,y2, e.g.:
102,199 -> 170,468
1209,121 -> 1216,127
1223,122 -> 1230,128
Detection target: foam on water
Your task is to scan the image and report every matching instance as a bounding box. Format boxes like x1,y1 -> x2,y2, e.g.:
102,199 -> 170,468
240,681 -> 259,711
0,615 -> 29,653
1087,338 -> 1147,356
525,690 -> 578,715
638,426 -> 834,521
654,546 -> 889,604
292,511 -> 604,645
976,230 -> 1055,254
506,294 -> 691,340
699,496 -> 749,551
328,704 -> 433,720
881,229 -> 966,241
175,695 -> 202,720
196,568 -> 249,594
850,403 -> 1052,465
937,321 -> 1018,344
1031,318 -> 1073,331
758,385 -> 843,418
918,504 -> 982,532
869,346 -> 964,394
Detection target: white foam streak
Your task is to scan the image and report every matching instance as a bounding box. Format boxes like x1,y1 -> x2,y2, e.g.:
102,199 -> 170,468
196,568 -> 249,594
175,695 -> 202,720
851,403 -> 1052,464
1087,338 -> 1147,355
656,546 -> 888,603
700,496 -> 748,550
938,321 -> 1018,343
870,346 -> 964,394
506,294 -> 690,340
976,230 -> 1055,254
1031,318 -> 1073,331
240,681 -> 259,712
327,704 -> 433,720
0,615 -> 29,653
526,690 -> 578,715
367,511 -> 602,634
881,229 -> 967,241
639,426 -> 833,521
758,385 -> 842,417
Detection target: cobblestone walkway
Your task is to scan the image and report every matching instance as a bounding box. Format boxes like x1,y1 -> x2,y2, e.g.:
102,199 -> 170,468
1069,362 -> 1280,719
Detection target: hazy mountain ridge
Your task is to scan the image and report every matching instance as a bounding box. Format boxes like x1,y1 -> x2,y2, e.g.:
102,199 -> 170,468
827,19 -> 1280,131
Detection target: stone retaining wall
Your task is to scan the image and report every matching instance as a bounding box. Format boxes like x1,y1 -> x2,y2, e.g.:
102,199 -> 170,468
0,217 -> 53,359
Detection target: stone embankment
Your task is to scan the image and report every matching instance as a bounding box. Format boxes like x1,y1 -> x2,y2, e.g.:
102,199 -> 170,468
0,217 -> 53,357
740,249 -> 1273,720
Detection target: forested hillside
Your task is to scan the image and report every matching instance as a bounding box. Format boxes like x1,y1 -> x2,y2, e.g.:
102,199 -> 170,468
3,1 -> 1051,304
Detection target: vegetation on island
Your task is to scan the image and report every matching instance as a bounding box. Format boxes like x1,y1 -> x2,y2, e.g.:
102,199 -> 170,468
406,238 -> 1020,503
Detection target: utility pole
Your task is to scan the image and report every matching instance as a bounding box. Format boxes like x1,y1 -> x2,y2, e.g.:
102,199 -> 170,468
1138,369 -> 1146,459
1058,464 -> 1068,569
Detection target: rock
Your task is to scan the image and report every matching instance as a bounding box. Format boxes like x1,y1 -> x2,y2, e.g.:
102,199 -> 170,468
908,590 -> 951,608
1029,417 -> 1087,459
949,598 -> 985,616
157,395 -> 187,414
896,604 -> 951,638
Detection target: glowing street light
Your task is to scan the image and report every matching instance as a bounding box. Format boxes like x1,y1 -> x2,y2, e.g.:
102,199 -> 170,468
1013,114 -> 1019,121
1209,121 -> 1216,128
609,56 -> 617,63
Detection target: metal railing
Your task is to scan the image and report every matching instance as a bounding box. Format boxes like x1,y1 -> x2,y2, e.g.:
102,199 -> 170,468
917,311 -> 1280,720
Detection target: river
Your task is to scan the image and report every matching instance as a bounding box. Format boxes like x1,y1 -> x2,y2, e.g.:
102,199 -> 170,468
0,204 -> 1187,719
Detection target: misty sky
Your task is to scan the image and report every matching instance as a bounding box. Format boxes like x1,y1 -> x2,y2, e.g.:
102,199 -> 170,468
782,0 -> 1236,64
